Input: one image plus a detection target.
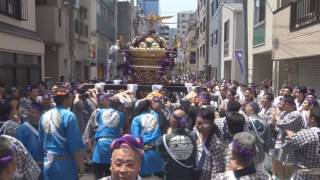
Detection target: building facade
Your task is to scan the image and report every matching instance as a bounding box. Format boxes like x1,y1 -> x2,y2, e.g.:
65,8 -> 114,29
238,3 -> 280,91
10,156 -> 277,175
177,11 -> 195,38
185,21 -> 198,75
168,28 -> 177,49
208,0 -> 243,80
247,0 -> 274,84
140,0 -> 159,16
159,25 -> 170,43
272,0 -> 320,96
0,0 -> 45,89
95,0 -> 117,80
36,0 -> 118,82
196,0 -> 209,78
220,3 -> 243,81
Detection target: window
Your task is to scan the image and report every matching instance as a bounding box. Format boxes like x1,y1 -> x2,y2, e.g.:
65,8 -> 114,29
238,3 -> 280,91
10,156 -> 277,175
35,0 -> 47,5
224,20 -> 229,56
0,0 -> 27,20
280,0 -> 290,8
254,0 -> 265,25
202,44 -> 206,57
190,52 -> 196,64
215,0 -> 219,11
75,19 -> 80,34
197,5 -> 200,16
215,29 -> 218,44
0,52 -> 41,89
181,14 -> 185,18
200,22 -> 203,32
224,20 -> 229,43
80,6 -> 87,20
290,0 -> 319,31
210,33 -> 214,46
211,1 -> 215,16
58,9 -> 62,27
202,17 -> 206,32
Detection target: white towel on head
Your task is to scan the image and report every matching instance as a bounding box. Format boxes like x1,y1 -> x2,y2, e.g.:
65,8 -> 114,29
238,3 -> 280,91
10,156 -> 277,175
113,80 -> 121,85
184,83 -> 194,92
95,82 -> 106,92
152,84 -> 163,91
127,84 -> 138,94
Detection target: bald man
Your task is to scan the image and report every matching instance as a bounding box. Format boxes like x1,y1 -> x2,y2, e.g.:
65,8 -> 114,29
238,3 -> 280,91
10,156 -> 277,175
160,109 -> 197,180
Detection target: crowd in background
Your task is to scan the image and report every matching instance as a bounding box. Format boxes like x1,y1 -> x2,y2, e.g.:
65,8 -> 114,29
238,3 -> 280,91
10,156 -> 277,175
0,77 -> 320,180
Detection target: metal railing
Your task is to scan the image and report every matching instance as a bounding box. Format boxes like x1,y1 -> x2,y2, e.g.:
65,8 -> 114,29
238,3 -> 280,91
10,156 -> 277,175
224,41 -> 229,57
290,0 -> 320,31
0,0 -> 28,20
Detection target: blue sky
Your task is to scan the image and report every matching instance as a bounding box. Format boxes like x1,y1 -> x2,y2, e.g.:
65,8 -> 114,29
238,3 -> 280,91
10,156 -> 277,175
159,0 -> 197,28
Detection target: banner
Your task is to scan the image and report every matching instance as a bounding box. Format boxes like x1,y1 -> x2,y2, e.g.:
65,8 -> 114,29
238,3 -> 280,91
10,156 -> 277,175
235,49 -> 244,75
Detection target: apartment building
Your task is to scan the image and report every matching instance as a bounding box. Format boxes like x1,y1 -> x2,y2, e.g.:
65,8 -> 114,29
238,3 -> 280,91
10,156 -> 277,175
272,0 -> 320,95
196,0 -> 208,78
220,3 -> 243,81
168,28 -> 177,49
159,25 -> 170,43
177,11 -> 195,38
247,0 -> 275,84
36,0 -> 118,82
95,0 -> 117,80
36,0 -> 69,82
0,0 -> 45,88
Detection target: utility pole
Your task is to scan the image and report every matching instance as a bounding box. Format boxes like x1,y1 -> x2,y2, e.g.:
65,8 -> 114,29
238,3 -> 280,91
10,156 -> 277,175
68,0 -> 75,82
243,0 -> 249,84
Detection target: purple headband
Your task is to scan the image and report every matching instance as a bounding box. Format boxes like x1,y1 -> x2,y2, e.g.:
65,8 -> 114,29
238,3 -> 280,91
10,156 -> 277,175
98,93 -> 110,102
42,94 -> 51,100
172,113 -> 188,128
0,151 -> 13,166
199,95 -> 210,101
111,134 -> 144,157
31,103 -> 44,112
232,141 -> 255,162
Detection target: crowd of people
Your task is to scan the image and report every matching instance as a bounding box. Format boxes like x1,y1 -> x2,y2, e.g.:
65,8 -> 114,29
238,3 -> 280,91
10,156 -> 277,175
0,78 -> 319,180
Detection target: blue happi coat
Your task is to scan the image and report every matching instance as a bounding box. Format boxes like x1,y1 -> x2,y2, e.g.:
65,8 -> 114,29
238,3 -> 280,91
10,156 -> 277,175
92,108 -> 126,164
16,122 -> 43,162
131,112 -> 164,175
39,106 -> 85,180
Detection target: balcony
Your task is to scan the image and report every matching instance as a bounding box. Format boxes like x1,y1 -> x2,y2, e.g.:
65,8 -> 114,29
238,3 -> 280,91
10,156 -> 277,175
97,14 -> 115,40
75,19 -> 89,38
273,1 -> 320,60
290,0 -> 320,31
253,22 -> 265,46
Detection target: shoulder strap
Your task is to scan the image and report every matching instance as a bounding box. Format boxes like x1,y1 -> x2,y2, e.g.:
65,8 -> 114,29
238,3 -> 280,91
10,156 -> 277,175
248,118 -> 265,144
196,129 -> 211,156
162,134 -> 194,169
25,122 -> 39,137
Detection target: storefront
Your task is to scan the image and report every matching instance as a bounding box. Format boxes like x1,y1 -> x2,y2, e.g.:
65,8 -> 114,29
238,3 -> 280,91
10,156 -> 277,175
0,52 -> 42,89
